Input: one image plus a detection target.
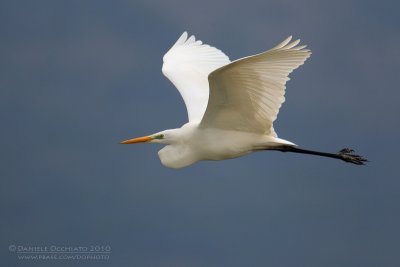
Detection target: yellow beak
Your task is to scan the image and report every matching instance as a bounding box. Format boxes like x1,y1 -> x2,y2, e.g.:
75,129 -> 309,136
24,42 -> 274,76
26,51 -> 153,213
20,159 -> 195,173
120,135 -> 154,144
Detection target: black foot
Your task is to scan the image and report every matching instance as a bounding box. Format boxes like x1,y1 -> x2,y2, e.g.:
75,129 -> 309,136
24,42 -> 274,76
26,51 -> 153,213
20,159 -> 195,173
337,148 -> 368,165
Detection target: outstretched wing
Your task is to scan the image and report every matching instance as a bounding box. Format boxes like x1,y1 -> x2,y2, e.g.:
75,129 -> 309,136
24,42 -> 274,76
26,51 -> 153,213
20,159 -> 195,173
162,32 -> 230,122
200,36 -> 311,136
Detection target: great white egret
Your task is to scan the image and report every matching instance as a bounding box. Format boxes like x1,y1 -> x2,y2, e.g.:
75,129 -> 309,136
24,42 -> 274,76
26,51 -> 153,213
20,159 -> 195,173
120,32 -> 367,168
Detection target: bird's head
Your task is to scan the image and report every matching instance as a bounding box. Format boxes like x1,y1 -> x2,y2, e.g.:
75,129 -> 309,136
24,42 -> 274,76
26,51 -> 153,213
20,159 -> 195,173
120,128 -> 197,168
120,129 -> 178,145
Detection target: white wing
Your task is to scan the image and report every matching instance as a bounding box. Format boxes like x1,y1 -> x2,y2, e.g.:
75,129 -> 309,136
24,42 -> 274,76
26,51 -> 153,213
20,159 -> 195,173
162,32 -> 230,122
200,36 -> 311,136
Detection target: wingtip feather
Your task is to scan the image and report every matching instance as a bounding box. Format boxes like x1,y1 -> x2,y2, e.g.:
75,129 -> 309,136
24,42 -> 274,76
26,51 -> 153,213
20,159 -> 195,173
187,35 -> 195,43
174,31 -> 188,46
285,39 -> 300,49
273,36 -> 292,50
293,45 -> 307,50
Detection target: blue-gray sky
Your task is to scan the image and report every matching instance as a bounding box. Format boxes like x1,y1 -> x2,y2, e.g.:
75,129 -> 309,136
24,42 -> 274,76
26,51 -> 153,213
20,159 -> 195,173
1,0 -> 399,266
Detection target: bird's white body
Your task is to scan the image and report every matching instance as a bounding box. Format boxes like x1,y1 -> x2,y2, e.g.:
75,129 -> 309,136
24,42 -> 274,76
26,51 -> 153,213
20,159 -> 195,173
155,122 -> 296,168
121,32 -> 311,168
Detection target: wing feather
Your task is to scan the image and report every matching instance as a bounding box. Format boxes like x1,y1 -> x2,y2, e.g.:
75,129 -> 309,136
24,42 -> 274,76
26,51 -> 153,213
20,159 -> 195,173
200,36 -> 311,136
162,32 -> 230,122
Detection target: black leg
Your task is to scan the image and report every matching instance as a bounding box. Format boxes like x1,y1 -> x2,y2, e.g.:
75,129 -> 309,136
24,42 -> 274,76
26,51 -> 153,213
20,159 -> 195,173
270,146 -> 368,165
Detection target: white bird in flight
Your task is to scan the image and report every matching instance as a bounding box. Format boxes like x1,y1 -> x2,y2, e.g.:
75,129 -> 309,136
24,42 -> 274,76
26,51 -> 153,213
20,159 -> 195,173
121,32 -> 367,168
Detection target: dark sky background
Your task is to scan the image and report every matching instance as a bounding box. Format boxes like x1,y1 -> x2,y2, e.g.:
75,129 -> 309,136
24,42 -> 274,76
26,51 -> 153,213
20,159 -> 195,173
1,0 -> 399,266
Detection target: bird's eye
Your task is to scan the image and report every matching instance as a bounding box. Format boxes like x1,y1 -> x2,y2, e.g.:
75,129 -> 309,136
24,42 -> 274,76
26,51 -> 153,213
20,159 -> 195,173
154,134 -> 164,139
